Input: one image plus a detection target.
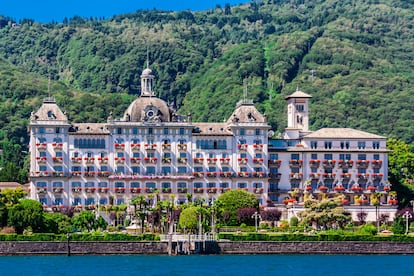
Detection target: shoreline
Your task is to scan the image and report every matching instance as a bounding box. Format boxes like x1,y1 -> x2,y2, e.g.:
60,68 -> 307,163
1,241 -> 414,255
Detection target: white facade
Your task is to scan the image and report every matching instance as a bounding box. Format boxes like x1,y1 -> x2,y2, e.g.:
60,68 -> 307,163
28,68 -> 395,220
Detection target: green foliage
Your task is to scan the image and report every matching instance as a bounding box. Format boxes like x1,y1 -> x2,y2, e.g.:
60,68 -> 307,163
392,215 -> 405,235
357,223 -> 378,235
0,233 -> 158,241
71,211 -> 107,232
216,190 -> 259,226
7,199 -> 44,234
178,206 -> 201,232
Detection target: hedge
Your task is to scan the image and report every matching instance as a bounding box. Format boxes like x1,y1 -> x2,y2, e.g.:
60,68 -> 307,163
217,233 -> 414,242
0,233 -> 159,241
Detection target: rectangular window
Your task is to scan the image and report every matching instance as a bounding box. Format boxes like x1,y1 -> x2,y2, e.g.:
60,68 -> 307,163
132,127 -> 138,135
194,182 -> 203,188
340,141 -> 350,149
117,128 -> 122,135
296,105 -> 304,112
220,182 -> 229,188
148,128 -> 153,135
324,154 -> 333,160
146,167 -> 156,175
310,141 -> 317,149
39,127 -> 45,134
132,166 -> 140,174
269,153 -> 278,160
240,129 -> 245,136
178,167 -> 187,174
324,141 -> 332,149
311,153 -> 318,159
357,154 -> 366,160
291,153 -> 300,160
358,141 -> 366,149
237,183 -> 247,189
373,154 -> 380,160
161,167 -> 171,175
372,141 -> 380,149
179,128 -> 185,135
55,127 -> 60,134
177,182 -> 187,188
163,128 -> 169,135
255,129 -> 260,136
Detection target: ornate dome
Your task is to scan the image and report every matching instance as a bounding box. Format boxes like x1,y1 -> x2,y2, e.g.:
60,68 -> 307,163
123,97 -> 171,123
141,68 -> 153,77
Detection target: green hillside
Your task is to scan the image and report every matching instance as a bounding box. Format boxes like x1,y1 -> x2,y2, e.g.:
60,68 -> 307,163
0,0 -> 413,182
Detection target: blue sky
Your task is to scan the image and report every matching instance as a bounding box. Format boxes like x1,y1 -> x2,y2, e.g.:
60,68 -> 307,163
0,0 -> 250,23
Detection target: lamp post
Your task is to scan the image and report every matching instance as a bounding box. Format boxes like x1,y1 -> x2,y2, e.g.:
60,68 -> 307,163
252,211 -> 261,232
410,200 -> 414,213
66,233 -> 71,256
402,211 -> 412,235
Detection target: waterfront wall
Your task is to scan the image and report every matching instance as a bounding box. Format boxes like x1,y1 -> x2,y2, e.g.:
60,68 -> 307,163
1,241 -> 414,255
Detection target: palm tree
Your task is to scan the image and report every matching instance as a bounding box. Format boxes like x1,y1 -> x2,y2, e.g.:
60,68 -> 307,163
131,195 -> 148,234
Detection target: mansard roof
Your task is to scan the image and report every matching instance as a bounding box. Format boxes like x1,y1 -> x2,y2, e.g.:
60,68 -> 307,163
192,123 -> 233,136
304,128 -> 385,139
226,99 -> 267,125
32,97 -> 68,122
69,123 -> 109,135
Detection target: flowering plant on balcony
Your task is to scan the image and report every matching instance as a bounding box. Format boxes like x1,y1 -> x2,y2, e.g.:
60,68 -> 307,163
367,185 -> 376,192
72,187 -> 82,192
333,185 -> 345,191
130,187 -> 141,193
162,187 -> 172,193
351,185 -> 363,192
383,186 -> 391,191
98,187 -> 109,193
237,144 -> 247,150
206,172 -> 217,177
269,159 -> 282,165
319,186 -> 328,192
388,199 -> 398,205
305,185 -> 313,191
253,188 -> 264,194
177,188 -> 188,193
115,187 -> 126,193
193,188 -> 204,193
207,188 -> 217,193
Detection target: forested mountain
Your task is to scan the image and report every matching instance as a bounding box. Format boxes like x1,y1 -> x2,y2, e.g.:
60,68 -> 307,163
0,0 -> 413,181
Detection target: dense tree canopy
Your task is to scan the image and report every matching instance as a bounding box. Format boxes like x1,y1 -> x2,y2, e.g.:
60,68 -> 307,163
216,190 -> 259,226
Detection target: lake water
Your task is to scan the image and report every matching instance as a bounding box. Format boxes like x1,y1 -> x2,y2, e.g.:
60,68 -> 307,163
0,254 -> 411,275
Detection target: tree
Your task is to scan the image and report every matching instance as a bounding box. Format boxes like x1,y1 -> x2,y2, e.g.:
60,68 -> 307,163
261,209 -> 282,227
215,190 -> 259,226
7,199 -> 44,234
41,213 -> 71,234
71,211 -> 105,232
298,198 -> 351,229
237,207 -> 257,226
178,206 -> 200,233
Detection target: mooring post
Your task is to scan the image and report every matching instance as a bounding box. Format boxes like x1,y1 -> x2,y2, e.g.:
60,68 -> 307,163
66,233 -> 71,257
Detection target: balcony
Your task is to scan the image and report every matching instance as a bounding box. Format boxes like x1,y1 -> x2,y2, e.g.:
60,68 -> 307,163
350,185 -> 363,192
323,173 -> 336,179
219,172 -> 233,178
97,187 -> 109,193
177,157 -> 188,164
309,159 -> 320,168
238,158 -> 248,165
144,157 -> 158,164
366,185 -> 377,192
84,157 -> 95,164
36,171 -> 50,177
333,185 -> 346,192
162,188 -> 172,193
52,157 -> 63,163
237,144 -> 248,151
371,160 -> 383,168
219,188 -> 231,193
144,144 -> 157,151
36,143 -> 47,151
318,186 -> 328,192
71,157 -> 82,163
84,187 -> 96,193
253,188 -> 264,194
253,158 -> 264,165
372,173 -> 383,180
206,172 -> 217,178
162,144 -> 171,151
177,144 -> 187,151
52,187 -> 64,193
268,173 -> 281,179
97,157 -> 109,164
237,172 -> 250,178
130,143 -> 141,151
289,160 -> 303,168
338,160 -> 354,169
268,159 -> 281,167
177,188 -> 188,193
357,173 -> 369,181
193,188 -> 204,194
96,171 -> 110,177
71,171 -> 82,176
253,144 -> 264,151
193,157 -> 204,164
322,160 -> 336,168
192,172 -> 204,178
130,157 -> 141,164
309,173 -> 320,180
115,187 -> 126,193
206,158 -> 217,165
130,188 -> 141,193
290,173 -> 303,180
114,143 -> 125,150
220,158 -> 231,165
36,187 -> 47,193
36,156 -> 47,163
162,157 -> 172,164
252,172 -> 266,178
341,173 -> 352,180
115,157 -> 126,164
83,171 -> 95,177
207,188 -> 218,194
356,160 -> 370,168
71,187 -> 82,193
52,171 -> 64,177
52,142 -> 63,151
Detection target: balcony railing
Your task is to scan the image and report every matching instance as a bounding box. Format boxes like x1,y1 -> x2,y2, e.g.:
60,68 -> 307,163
372,173 -> 383,180
268,173 -> 281,179
206,158 -> 217,165
71,171 -> 82,176
253,188 -> 264,194
219,188 -> 231,193
253,158 -> 264,165
144,144 -> 157,151
52,157 -> 63,163
97,157 -> 108,164
177,188 -> 188,193
193,188 -> 204,193
253,144 -> 264,151
84,157 -> 95,164
83,172 -> 95,177
97,187 -> 109,193
237,172 -> 250,177
96,171 -> 110,177
130,188 -> 141,193
115,187 -> 126,193
323,173 -> 336,179
162,158 -> 172,164
71,187 -> 82,193
219,158 -> 231,165
36,143 -> 47,151
193,172 -> 204,178
144,157 -> 158,164
356,160 -> 370,168
36,187 -> 47,193
115,157 -> 126,164
357,173 -> 369,180
268,159 -> 281,167
309,173 -> 320,180
338,160 -> 354,168
177,158 -> 188,164
371,160 -> 383,168
52,142 -> 63,151
177,144 -> 187,151
341,173 -> 352,179
193,158 -> 204,164
84,187 -> 96,193
130,144 -> 141,151
71,157 -> 82,163
237,144 -> 248,151
130,157 -> 141,164
207,188 -> 218,194
238,158 -> 248,165
162,188 -> 172,193
252,172 -> 266,178
114,143 -> 125,150
309,159 -> 320,167
206,172 -> 217,178
52,187 -> 64,193
219,172 -> 233,178
36,157 -> 47,163
290,173 -> 303,180
289,160 -> 303,167
322,160 -> 336,168
162,144 -> 172,151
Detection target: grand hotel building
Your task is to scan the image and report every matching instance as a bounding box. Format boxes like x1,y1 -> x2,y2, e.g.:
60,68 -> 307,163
28,66 -> 394,218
